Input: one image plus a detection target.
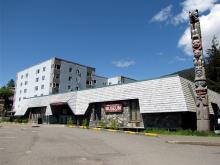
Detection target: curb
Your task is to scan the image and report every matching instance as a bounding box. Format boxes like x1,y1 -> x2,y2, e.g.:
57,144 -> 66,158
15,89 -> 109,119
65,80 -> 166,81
107,129 -> 117,132
67,126 -> 159,137
92,128 -> 102,131
144,133 -> 159,137
167,140 -> 220,146
124,131 -> 137,135
67,125 -> 76,128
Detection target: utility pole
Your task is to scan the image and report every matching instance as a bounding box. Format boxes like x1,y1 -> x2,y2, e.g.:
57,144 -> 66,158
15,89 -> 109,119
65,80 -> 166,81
189,10 -> 210,131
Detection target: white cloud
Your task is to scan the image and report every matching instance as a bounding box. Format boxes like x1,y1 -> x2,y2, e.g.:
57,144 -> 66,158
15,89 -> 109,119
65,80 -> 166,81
178,4 -> 220,55
173,0 -> 217,24
112,59 -> 135,68
151,5 -> 173,22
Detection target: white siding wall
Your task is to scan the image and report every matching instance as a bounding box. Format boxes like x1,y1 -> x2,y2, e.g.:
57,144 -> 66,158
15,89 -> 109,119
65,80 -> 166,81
16,76 -> 192,116
107,76 -> 136,85
74,76 -> 188,114
107,77 -> 119,85
14,59 -> 52,112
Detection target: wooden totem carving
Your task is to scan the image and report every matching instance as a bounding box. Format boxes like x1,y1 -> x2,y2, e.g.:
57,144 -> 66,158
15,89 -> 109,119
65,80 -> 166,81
189,10 -> 210,131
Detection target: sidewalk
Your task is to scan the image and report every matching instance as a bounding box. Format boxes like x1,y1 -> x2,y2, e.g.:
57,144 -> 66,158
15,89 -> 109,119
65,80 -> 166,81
160,135 -> 220,146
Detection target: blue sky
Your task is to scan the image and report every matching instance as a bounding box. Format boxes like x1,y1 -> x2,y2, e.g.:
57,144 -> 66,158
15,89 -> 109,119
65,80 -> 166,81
1,0 -> 220,86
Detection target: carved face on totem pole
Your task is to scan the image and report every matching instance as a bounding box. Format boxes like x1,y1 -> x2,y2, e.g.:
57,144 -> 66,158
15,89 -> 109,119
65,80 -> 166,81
189,9 -> 199,24
194,50 -> 201,58
193,57 -> 204,66
192,39 -> 202,50
195,80 -> 207,96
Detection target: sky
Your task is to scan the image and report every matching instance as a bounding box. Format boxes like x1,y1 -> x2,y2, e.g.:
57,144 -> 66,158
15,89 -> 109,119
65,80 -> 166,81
0,0 -> 220,86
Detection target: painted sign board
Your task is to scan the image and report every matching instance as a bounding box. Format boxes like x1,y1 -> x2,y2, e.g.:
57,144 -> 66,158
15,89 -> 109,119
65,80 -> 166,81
104,104 -> 123,113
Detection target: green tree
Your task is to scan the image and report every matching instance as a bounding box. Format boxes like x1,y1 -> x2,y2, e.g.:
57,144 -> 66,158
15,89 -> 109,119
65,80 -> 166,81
205,36 -> 220,92
7,79 -> 15,88
0,87 -> 13,98
0,79 -> 15,116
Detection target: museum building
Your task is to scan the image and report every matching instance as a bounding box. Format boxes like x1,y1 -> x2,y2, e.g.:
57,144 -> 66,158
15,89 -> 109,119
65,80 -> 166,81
13,57 -> 220,130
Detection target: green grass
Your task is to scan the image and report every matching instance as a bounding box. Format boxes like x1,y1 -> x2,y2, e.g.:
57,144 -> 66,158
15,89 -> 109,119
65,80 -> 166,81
144,129 -> 220,137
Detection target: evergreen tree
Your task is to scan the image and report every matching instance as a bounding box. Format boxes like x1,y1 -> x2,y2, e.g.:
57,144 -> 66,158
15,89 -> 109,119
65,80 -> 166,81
7,79 -> 15,88
205,36 -> 220,92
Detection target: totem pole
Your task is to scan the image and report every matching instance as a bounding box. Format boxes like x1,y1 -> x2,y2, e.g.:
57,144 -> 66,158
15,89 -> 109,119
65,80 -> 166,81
189,10 -> 210,131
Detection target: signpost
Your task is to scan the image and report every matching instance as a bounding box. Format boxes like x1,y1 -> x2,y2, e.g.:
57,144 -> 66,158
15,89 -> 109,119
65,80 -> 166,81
189,10 -> 210,131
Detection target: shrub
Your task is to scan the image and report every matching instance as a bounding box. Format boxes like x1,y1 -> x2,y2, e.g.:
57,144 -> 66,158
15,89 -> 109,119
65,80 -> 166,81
22,119 -> 28,123
98,119 -> 106,128
67,117 -> 73,126
109,119 -> 119,130
82,119 -> 88,127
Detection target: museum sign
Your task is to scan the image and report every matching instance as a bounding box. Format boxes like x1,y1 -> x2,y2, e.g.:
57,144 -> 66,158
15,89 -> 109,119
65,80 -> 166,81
104,104 -> 123,113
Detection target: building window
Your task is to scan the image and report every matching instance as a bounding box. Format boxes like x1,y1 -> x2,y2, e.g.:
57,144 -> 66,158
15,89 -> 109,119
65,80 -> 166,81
20,82 -> 23,86
20,90 -> 22,94
21,75 -> 23,79
25,81 -> 28,85
36,78 -> 39,82
25,73 -> 28,78
94,80 -> 96,84
43,67 -> 46,71
75,87 -> 79,90
36,69 -> 40,74
41,94 -> 43,96
34,94 -> 37,97
68,85 -> 71,90
19,97 -> 21,101
41,84 -> 44,89
69,67 -> 72,72
55,74 -> 59,79
42,76 -> 45,80
53,83 -> 59,88
55,64 -> 61,70
86,80 -> 90,85
68,76 -> 72,81
76,77 -> 80,83
109,82 -> 112,85
24,89 -> 27,93
76,69 -> 81,77
35,86 -> 38,91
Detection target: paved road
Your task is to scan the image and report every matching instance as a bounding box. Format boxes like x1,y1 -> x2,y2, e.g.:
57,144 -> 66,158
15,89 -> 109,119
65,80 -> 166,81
0,124 -> 220,165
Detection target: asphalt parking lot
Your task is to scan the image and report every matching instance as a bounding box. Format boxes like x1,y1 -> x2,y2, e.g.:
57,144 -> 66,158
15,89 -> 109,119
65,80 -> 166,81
0,124 -> 220,165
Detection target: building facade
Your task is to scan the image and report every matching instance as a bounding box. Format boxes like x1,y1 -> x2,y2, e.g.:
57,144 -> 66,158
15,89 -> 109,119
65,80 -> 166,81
13,58 -> 220,130
14,58 -> 97,112
13,58 -> 135,114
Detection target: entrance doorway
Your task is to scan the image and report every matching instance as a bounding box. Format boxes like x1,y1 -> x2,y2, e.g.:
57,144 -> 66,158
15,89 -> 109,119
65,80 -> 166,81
50,102 -> 75,124
211,103 -> 220,130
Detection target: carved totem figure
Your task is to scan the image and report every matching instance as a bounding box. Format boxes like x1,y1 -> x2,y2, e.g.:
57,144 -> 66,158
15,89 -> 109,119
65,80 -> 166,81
189,10 -> 210,131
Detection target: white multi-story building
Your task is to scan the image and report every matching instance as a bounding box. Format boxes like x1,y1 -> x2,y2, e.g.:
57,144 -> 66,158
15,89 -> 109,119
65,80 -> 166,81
14,57 -> 135,113
107,76 -> 136,85
13,57 -> 98,112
